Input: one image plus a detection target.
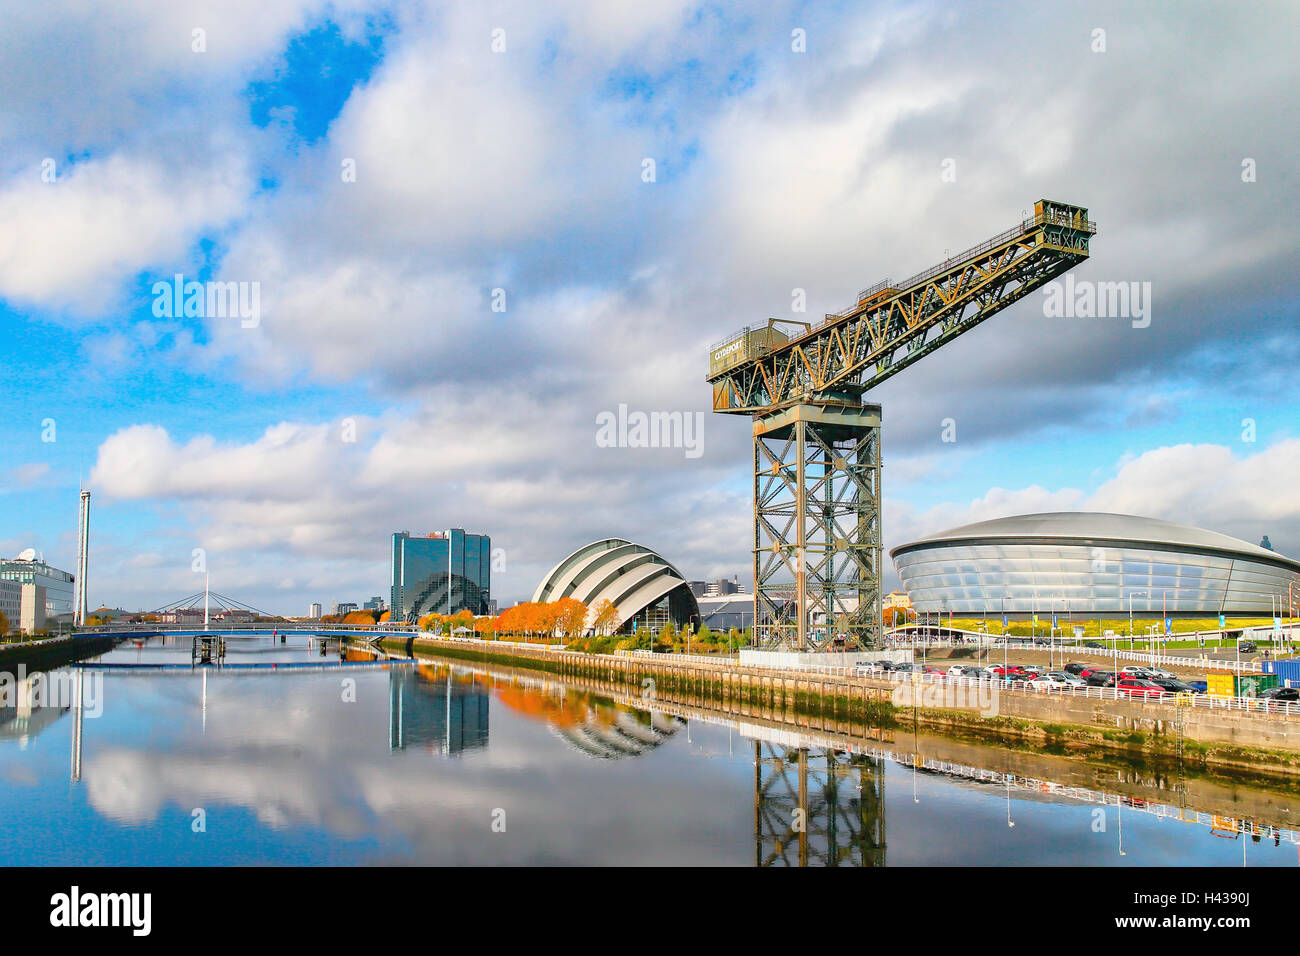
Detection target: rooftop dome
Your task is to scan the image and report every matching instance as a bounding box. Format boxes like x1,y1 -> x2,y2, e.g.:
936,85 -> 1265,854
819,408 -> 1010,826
892,511 -> 1298,569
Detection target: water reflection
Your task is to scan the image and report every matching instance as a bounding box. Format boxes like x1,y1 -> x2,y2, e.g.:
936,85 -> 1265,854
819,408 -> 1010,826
0,635 -> 1297,865
389,665 -> 489,755
754,745 -> 886,867
0,669 -> 72,747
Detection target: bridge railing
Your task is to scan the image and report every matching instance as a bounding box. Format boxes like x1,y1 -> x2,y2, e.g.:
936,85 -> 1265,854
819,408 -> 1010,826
74,622 -> 422,634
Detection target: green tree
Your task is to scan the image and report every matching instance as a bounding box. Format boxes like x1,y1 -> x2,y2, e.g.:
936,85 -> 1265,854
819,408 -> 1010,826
657,620 -> 676,648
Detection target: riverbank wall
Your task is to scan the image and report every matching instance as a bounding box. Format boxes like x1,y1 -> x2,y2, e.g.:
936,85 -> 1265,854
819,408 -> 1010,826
0,635 -> 118,671
368,635 -> 1300,780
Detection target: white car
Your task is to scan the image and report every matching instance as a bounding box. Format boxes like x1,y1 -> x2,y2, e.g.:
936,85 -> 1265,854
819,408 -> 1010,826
1121,665 -> 1157,678
1037,671 -> 1086,687
947,665 -> 968,677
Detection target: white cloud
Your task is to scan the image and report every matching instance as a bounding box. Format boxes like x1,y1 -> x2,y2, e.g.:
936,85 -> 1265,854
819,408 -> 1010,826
6,462 -> 51,487
0,150 -> 248,313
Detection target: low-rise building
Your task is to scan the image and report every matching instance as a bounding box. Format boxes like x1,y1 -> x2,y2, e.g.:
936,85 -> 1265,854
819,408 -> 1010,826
0,550 -> 75,625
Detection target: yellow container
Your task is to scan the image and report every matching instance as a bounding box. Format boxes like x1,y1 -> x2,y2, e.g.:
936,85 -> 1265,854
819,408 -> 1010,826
1206,673 -> 1236,698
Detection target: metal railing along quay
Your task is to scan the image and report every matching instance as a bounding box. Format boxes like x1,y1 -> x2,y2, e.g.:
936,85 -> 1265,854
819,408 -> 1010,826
402,635 -> 1300,722
787,665 -> 1300,718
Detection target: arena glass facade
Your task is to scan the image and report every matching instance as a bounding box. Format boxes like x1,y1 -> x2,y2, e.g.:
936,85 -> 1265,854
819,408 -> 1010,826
890,512 -> 1300,617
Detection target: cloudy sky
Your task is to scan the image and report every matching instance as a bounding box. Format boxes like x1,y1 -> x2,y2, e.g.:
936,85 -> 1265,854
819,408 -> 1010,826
1,0 -> 1297,614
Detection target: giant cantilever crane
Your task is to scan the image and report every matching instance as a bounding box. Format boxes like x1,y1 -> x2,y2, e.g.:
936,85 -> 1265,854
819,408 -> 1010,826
707,200 -> 1096,651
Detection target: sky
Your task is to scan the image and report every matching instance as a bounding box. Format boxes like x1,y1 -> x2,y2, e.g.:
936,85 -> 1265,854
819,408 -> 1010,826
0,0 -> 1297,615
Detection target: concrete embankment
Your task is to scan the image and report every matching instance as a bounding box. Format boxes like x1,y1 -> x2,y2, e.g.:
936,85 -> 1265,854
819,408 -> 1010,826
0,635 -> 118,671
368,635 -> 1300,781
431,650 -> 1300,829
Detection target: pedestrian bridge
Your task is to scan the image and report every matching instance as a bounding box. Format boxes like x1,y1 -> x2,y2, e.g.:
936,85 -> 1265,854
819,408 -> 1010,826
74,623 -> 420,641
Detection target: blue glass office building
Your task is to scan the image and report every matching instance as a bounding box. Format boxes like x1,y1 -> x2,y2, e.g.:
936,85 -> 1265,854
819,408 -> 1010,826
391,529 -> 492,621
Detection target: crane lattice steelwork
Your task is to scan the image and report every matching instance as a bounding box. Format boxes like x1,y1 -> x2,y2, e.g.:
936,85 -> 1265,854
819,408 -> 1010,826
707,200 -> 1096,651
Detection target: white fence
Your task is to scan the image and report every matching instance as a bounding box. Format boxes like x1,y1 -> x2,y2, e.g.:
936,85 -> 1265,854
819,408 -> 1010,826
889,637 -> 1271,674
783,665 -> 1300,719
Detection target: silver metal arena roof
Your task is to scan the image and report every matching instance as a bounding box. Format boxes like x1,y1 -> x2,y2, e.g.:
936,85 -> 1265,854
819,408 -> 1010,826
891,512 -> 1300,571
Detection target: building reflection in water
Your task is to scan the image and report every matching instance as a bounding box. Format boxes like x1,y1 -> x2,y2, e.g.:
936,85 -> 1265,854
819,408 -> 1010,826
754,743 -> 886,867
388,664 -> 489,756
0,668 -> 73,750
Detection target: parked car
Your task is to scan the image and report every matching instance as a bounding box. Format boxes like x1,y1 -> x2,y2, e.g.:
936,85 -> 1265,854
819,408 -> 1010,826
1261,687 -> 1300,702
990,664 -> 1031,678
1149,677 -> 1196,694
1084,641 -> 1106,649
1031,673 -> 1078,689
1120,666 -> 1157,678
1083,669 -> 1116,687
1064,662 -> 1091,676
1115,678 -> 1168,699
1021,664 -> 1047,676
1240,641 -> 1258,653
1187,680 -> 1209,694
1044,671 -> 1087,686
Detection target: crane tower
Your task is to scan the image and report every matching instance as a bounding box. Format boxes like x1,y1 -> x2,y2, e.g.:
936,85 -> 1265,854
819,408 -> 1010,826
707,200 -> 1096,651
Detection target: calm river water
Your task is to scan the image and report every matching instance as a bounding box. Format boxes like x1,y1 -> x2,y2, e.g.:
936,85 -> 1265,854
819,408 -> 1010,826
0,634 -> 1295,866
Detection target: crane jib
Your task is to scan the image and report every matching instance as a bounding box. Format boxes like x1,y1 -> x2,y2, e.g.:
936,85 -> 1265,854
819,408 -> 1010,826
707,199 -> 1095,415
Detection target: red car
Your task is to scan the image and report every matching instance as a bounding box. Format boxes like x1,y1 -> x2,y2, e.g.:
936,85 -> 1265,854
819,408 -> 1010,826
990,665 -> 1034,684
1115,678 -> 1167,699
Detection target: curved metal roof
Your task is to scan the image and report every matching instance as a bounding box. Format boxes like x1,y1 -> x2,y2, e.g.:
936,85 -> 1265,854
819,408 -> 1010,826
532,538 -> 700,628
891,511 -> 1300,570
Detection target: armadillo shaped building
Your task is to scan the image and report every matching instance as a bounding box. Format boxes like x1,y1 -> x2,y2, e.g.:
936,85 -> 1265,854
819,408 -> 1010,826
532,538 -> 700,633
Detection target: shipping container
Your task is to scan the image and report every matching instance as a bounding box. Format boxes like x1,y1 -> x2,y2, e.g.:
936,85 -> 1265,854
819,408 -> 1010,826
1237,673 -> 1278,697
1263,659 -> 1300,687
1208,672 -> 1278,697
1206,673 -> 1236,699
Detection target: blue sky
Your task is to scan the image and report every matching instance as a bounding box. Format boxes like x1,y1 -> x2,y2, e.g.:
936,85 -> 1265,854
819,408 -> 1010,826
1,0 -> 1297,613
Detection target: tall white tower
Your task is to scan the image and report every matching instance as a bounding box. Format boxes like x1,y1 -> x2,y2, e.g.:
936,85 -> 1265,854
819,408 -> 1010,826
74,490 -> 91,626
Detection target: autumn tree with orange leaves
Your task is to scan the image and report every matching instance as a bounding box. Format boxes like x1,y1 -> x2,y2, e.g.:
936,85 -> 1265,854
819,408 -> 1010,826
591,599 -> 621,636
553,597 -> 590,638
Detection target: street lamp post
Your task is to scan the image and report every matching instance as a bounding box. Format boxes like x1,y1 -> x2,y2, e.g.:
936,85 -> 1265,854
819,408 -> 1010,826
1126,591 -> 1148,675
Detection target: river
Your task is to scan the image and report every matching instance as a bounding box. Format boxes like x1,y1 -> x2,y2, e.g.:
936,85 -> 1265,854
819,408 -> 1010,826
0,633 -> 1295,866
